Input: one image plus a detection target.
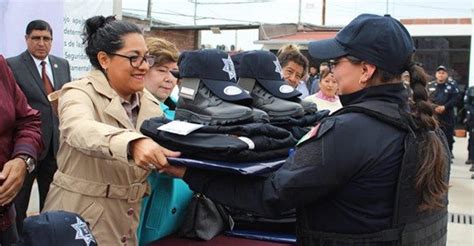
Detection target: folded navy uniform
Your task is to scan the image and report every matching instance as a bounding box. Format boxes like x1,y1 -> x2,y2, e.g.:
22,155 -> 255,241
271,109 -> 331,139
20,210 -> 97,246
175,49 -> 256,126
141,117 -> 297,162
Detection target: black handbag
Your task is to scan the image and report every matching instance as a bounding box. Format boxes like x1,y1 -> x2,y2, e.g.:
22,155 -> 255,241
179,193 -> 234,240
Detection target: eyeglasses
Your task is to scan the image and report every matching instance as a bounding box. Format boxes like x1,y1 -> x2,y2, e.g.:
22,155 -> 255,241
109,53 -> 156,68
29,36 -> 52,43
329,56 -> 362,71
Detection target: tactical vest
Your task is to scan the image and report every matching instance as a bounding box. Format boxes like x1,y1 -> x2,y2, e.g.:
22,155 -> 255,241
296,100 -> 449,246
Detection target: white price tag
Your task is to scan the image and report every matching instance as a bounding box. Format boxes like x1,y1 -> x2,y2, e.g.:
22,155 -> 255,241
157,120 -> 204,136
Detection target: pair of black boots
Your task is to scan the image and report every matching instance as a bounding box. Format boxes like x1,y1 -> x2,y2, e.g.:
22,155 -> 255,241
175,82 -> 314,125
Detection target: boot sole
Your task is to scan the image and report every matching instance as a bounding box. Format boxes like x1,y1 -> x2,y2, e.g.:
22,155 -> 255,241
175,108 -> 253,125
264,108 -> 305,121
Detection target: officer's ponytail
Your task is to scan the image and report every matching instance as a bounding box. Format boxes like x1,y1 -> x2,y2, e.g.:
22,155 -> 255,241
407,62 -> 449,212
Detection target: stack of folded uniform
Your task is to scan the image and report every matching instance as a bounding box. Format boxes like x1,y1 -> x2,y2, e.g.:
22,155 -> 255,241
141,117 -> 296,162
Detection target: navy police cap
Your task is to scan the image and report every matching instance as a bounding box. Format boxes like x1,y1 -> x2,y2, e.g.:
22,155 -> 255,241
308,14 -> 414,75
21,210 -> 97,246
178,49 -> 252,105
436,65 -> 448,72
232,50 -> 301,99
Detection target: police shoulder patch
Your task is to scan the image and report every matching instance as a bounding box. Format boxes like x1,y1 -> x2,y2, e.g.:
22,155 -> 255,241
296,118 -> 335,146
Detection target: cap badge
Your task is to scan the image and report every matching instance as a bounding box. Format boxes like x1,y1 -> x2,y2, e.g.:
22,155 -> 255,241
273,59 -> 283,79
223,85 -> 242,96
279,84 -> 294,94
71,216 -> 96,246
222,55 -> 236,80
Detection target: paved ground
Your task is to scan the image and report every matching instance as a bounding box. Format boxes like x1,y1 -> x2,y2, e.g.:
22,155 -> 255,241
446,136 -> 474,245
27,137 -> 474,245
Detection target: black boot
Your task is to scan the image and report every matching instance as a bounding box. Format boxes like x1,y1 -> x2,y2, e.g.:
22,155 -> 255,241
175,83 -> 253,125
251,84 -> 304,121
292,98 -> 318,114
466,159 -> 473,165
470,164 -> 474,172
251,108 -> 270,123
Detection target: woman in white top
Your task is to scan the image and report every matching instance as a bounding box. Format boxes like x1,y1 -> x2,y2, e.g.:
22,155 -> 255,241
304,68 -> 342,114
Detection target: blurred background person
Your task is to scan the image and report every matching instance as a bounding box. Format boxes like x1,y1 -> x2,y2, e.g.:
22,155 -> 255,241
306,64 -> 318,94
464,85 -> 474,168
310,62 -> 329,94
427,65 -> 460,156
304,67 -> 342,114
277,44 -> 309,99
42,16 -> 179,245
138,37 -> 193,245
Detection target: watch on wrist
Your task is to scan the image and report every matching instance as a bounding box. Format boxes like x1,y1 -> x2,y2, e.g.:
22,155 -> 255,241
17,154 -> 36,173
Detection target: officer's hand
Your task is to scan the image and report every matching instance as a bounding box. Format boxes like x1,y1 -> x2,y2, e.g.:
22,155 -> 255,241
0,158 -> 27,206
130,138 -> 180,171
162,165 -> 187,178
435,106 -> 445,114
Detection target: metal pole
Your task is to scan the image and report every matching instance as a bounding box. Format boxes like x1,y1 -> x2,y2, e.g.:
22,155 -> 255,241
298,0 -> 302,24
194,0 -> 198,25
235,30 -> 238,50
113,0 -> 123,19
322,0 -> 326,25
147,0 -> 153,29
385,0 -> 389,14
147,0 -> 152,19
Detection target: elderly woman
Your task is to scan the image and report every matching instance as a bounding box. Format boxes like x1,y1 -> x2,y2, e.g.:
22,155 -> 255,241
42,16 -> 179,245
138,38 -> 193,245
304,68 -> 342,114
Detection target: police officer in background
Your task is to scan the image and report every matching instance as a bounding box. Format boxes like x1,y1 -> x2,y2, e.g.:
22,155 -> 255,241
464,86 -> 474,167
427,65 -> 460,155
162,14 -> 450,245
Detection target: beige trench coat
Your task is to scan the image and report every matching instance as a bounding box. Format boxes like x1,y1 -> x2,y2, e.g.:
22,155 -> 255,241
43,70 -> 163,245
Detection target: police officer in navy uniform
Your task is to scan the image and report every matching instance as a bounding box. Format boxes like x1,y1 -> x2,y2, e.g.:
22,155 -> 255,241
464,86 -> 474,168
163,14 -> 450,245
427,65 -> 459,155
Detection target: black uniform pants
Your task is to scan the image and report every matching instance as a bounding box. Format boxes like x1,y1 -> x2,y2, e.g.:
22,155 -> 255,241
440,124 -> 454,153
468,128 -> 474,160
13,142 -> 57,234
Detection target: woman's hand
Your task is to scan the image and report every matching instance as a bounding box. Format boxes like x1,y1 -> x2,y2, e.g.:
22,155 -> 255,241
130,138 -> 180,170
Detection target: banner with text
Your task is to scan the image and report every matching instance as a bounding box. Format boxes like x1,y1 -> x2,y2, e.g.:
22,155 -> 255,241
0,0 -> 113,79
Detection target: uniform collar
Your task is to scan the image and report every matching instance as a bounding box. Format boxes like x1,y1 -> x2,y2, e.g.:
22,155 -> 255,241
340,83 -> 408,110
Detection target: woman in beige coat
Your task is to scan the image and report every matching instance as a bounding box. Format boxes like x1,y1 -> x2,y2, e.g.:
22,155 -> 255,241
42,16 -> 179,245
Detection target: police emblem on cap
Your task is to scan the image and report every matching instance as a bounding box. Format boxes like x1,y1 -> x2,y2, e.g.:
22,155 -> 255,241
223,85 -> 243,96
71,216 -> 96,246
279,84 -> 295,94
273,59 -> 283,79
222,56 -> 236,80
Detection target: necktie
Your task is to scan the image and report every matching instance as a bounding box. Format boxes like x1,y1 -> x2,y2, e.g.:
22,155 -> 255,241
41,61 -> 54,95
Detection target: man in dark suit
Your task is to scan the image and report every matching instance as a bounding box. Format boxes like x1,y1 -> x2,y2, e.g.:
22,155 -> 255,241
7,19 -> 71,233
